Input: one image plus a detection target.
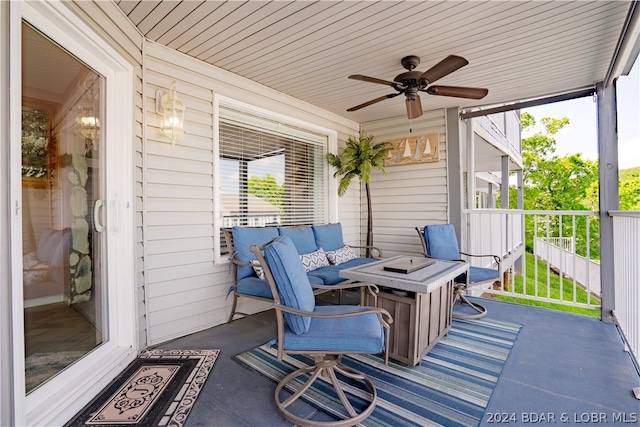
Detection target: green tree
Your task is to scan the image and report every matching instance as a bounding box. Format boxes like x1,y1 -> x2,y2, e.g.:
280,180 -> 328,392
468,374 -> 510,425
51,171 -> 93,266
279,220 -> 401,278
585,166 -> 640,211
513,112 -> 599,257
326,133 -> 392,257
248,173 -> 284,210
618,167 -> 640,210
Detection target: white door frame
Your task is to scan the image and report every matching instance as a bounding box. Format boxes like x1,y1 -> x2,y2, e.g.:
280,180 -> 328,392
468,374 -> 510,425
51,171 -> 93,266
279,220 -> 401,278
8,2 -> 137,425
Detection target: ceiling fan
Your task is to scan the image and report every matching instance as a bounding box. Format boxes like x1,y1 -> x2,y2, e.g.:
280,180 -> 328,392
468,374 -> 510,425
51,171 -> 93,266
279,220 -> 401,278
347,55 -> 488,119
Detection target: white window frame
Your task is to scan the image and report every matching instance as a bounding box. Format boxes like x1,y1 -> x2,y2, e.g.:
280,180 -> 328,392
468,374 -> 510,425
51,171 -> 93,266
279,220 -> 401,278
9,2 -> 136,426
213,95 -> 338,264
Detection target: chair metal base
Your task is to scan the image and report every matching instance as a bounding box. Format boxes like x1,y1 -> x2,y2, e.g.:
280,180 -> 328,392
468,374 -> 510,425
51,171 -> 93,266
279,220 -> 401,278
452,285 -> 488,320
275,354 -> 377,427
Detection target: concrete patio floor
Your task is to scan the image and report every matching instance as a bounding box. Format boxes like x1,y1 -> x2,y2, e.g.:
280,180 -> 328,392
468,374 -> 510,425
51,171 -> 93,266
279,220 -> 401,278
155,296 -> 640,426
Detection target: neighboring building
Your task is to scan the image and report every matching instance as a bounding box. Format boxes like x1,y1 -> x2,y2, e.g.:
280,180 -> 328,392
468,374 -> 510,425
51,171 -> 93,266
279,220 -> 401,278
220,192 -> 282,228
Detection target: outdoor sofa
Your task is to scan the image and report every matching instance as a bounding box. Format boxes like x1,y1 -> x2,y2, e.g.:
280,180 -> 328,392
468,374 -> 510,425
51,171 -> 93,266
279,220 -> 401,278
224,222 -> 382,323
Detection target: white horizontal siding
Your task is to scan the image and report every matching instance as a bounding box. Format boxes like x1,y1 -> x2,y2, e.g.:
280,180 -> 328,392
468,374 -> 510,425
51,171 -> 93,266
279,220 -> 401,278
362,109 -> 448,258
143,40 -> 359,344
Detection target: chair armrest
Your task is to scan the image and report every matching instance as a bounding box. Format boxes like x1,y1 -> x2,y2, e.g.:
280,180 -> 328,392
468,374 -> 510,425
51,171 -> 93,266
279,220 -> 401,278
459,252 -> 501,265
311,280 -> 378,293
348,245 -> 383,259
420,253 -> 466,264
229,255 -> 254,268
275,303 -> 392,326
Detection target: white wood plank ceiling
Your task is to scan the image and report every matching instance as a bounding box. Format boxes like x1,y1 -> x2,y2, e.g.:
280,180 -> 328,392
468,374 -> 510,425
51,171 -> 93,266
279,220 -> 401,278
117,0 -> 635,123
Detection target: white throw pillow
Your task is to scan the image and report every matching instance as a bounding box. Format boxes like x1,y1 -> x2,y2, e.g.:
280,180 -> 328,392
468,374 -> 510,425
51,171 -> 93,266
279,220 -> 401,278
299,248 -> 330,272
325,245 -> 357,265
251,260 -> 265,279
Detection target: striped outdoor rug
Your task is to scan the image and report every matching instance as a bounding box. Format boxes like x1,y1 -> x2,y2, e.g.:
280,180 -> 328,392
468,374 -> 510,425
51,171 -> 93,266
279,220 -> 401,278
234,317 -> 521,427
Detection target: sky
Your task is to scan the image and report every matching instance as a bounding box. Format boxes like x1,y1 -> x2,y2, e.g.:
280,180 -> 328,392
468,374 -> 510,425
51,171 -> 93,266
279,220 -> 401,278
522,60 -> 639,169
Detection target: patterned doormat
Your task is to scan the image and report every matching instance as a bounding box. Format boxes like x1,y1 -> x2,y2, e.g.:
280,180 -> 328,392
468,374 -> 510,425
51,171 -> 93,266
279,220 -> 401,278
235,318 -> 521,427
66,349 -> 219,427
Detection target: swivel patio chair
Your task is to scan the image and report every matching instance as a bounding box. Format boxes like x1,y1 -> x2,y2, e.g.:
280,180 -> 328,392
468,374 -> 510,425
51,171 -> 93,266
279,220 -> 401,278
250,235 -> 392,427
416,224 -> 501,320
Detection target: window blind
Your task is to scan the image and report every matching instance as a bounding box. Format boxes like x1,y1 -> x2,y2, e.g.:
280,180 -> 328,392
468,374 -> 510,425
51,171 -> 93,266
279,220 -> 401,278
218,107 -> 328,253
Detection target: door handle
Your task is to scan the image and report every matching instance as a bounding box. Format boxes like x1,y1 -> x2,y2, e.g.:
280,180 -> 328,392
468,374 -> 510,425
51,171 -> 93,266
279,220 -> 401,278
94,199 -> 104,232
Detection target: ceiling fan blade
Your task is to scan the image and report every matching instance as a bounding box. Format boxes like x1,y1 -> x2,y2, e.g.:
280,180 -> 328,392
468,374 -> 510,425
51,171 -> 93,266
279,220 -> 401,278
420,55 -> 468,84
347,93 -> 401,112
426,85 -> 488,99
406,95 -> 423,119
348,74 -> 396,86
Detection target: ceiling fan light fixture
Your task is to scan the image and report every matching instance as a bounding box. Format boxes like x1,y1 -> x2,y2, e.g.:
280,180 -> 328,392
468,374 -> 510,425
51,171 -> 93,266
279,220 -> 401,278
347,55 -> 488,120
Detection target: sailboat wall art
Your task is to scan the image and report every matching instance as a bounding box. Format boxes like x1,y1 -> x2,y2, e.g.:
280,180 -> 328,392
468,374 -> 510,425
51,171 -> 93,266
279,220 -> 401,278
384,133 -> 440,167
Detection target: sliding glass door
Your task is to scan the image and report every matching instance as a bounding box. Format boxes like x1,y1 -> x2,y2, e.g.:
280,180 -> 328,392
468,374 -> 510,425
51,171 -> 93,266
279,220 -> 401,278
10,2 -> 136,425
21,21 -> 107,394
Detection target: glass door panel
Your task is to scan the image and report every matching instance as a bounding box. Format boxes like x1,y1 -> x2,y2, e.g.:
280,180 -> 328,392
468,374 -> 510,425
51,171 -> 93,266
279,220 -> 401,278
21,21 -> 107,394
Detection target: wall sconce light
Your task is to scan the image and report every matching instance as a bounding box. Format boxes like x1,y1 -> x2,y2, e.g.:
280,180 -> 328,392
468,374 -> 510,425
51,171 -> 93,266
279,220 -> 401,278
156,81 -> 185,145
76,84 -> 100,141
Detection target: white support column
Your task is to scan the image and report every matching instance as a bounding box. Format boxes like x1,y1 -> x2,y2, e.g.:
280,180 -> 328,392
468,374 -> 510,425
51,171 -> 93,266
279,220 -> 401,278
466,119 -> 476,211
515,169 -> 524,269
446,108 -> 463,242
487,183 -> 495,208
501,155 -> 509,208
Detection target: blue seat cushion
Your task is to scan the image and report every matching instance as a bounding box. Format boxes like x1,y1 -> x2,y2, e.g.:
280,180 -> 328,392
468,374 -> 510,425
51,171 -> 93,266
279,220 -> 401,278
264,235 -> 315,334
456,266 -> 500,284
424,224 -> 461,260
232,226 -> 279,280
306,257 -> 376,285
234,276 -> 273,299
312,223 -> 345,252
281,305 -> 384,354
306,274 -> 325,286
278,226 -> 318,255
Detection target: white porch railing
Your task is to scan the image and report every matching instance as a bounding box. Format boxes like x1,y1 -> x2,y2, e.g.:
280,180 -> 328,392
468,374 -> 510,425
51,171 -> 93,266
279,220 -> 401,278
464,209 -> 524,270
463,208 -> 639,369
610,210 -> 640,369
533,237 -> 601,297
463,209 -> 600,310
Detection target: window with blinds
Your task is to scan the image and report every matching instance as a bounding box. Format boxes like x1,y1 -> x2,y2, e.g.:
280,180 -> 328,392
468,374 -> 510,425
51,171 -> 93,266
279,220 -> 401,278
218,107 -> 328,254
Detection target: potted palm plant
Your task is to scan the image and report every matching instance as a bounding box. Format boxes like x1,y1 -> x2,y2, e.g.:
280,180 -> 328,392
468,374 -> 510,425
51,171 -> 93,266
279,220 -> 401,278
327,133 -> 392,257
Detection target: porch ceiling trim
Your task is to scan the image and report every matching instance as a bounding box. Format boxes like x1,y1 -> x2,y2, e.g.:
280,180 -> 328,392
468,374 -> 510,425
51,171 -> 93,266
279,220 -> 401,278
605,1 -> 640,87
459,88 -> 596,120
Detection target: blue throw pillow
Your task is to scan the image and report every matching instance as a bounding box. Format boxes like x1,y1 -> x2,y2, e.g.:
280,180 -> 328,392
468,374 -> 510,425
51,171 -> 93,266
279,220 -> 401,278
263,235 -> 315,334
312,223 -> 345,251
232,227 -> 279,280
278,226 -> 318,254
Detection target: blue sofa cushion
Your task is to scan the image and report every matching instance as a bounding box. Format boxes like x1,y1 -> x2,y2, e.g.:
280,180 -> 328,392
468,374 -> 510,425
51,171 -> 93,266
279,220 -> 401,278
232,226 -> 279,280
278,226 -> 318,255
263,235 -> 315,334
307,257 -> 376,285
312,223 -> 345,251
281,305 -> 384,353
424,224 -> 461,260
457,266 -> 500,284
235,276 -> 273,299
